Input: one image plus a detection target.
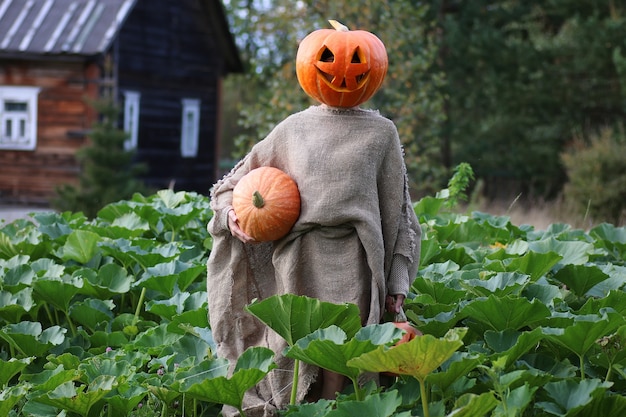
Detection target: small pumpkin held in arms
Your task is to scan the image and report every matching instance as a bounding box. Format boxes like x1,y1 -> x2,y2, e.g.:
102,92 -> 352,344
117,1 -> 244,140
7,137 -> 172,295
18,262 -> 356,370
232,167 -> 301,242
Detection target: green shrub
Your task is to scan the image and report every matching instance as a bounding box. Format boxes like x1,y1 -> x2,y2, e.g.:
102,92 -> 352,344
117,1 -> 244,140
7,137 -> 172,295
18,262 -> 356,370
52,99 -> 150,219
561,126 -> 626,225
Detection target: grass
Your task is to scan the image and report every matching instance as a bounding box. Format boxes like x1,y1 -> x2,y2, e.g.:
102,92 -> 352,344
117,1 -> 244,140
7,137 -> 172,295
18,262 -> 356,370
473,194 -> 618,231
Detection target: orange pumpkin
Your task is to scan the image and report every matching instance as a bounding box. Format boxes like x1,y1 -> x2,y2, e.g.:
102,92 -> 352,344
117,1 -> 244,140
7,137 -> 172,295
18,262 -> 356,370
382,319 -> 422,377
393,320 -> 422,345
296,20 -> 388,108
232,167 -> 301,242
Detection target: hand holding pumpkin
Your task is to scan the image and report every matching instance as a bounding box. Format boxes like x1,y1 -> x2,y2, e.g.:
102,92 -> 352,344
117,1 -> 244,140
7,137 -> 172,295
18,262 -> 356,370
385,294 -> 405,314
227,208 -> 256,243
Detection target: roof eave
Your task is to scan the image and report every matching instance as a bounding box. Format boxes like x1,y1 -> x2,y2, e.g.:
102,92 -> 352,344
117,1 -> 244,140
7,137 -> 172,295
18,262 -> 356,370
202,0 -> 243,74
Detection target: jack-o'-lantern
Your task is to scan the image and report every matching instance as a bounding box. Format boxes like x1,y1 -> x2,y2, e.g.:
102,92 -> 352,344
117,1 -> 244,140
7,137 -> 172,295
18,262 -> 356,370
296,20 -> 388,108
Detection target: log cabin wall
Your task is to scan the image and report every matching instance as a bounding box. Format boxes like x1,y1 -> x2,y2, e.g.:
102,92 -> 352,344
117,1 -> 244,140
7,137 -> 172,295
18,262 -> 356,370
0,60 -> 100,204
115,0 -> 224,194
0,0 -> 241,205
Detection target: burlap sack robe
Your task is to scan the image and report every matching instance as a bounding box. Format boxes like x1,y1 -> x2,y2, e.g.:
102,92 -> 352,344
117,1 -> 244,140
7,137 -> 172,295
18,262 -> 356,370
207,105 -> 421,416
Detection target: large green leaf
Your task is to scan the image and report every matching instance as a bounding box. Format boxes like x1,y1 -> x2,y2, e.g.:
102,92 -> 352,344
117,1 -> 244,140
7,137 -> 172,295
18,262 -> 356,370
419,238 -> 443,267
522,282 -> 564,308
0,357 -> 33,387
446,392 -> 498,417
326,390 -> 403,417
542,310 -> 625,359
485,327 -> 545,368
32,375 -> 117,417
79,357 -> 136,383
285,324 -> 401,381
134,260 -> 205,296
414,196 -> 446,219
412,276 -> 467,305
111,212 -> 150,234
528,238 -> 593,266
161,333 -> 213,365
132,323 -> 183,355
461,272 -> 530,297
0,288 -> 34,323
586,264 -> 626,298
59,230 -> 101,264
426,352 -> 482,394
33,211 -> 82,240
0,385 -> 30,416
492,383 -> 537,417
99,238 -> 180,269
496,250 -> 563,281
536,378 -> 611,416
577,289 -> 626,316
347,328 -> 467,382
33,274 -> 83,314
462,295 -> 551,332
280,399 -> 334,416
0,221 -> 47,259
553,264 -> 610,297
174,346 -> 275,409
2,262 -> 35,290
146,292 -> 191,320
69,298 -> 114,333
590,223 -> 626,262
0,322 -> 66,357
579,393 -> 626,417
245,294 -> 362,346
78,263 -> 132,298
105,383 -> 148,416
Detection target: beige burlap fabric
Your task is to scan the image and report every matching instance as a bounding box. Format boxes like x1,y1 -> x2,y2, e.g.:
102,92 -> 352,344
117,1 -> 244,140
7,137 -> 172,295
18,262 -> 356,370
206,105 -> 421,416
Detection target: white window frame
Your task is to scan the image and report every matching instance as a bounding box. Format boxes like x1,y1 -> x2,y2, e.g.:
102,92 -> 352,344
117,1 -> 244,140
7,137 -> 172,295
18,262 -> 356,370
180,98 -> 200,158
122,90 -> 140,151
0,86 -> 41,151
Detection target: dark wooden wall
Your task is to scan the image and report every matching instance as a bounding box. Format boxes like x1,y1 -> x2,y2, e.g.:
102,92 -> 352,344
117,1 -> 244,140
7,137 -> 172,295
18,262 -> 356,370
0,60 -> 98,204
116,0 -> 224,194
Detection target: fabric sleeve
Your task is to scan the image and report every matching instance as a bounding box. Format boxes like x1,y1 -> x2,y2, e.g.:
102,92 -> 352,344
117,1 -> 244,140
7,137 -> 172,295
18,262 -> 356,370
387,253 -> 410,295
391,166 -> 422,286
209,205 -> 233,235
208,154 -> 254,237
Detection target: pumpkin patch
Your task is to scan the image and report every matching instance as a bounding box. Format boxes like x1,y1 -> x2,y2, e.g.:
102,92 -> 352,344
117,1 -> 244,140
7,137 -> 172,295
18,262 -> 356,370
232,166 -> 301,241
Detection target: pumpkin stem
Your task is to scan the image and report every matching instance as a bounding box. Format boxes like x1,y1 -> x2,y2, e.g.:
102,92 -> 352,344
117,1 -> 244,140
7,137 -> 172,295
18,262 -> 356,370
252,191 -> 265,208
328,19 -> 349,32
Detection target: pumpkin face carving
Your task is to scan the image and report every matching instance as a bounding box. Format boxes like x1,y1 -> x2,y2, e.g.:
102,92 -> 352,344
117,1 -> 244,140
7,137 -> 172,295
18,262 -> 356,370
296,20 -> 388,108
232,167 -> 301,242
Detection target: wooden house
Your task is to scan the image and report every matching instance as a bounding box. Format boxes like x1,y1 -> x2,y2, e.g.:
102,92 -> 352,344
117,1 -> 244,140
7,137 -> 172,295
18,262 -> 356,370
0,0 -> 242,205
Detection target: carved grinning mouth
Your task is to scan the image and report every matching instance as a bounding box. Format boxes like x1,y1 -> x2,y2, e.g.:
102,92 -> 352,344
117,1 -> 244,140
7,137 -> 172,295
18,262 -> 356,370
314,46 -> 370,92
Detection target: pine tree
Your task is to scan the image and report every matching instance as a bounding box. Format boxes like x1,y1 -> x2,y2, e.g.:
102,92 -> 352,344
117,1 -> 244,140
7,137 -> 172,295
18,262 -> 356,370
53,99 -> 149,218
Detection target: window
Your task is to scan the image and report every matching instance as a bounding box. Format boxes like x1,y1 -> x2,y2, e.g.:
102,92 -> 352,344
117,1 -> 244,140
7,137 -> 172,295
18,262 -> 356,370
0,86 -> 41,150
180,98 -> 200,158
123,91 -> 140,151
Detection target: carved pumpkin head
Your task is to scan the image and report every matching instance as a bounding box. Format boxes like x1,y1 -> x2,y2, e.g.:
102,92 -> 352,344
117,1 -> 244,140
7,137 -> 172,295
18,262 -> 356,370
296,20 -> 388,108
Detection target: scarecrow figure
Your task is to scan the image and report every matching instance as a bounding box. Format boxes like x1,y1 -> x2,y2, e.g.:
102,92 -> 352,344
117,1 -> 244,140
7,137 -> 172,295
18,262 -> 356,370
207,20 -> 421,417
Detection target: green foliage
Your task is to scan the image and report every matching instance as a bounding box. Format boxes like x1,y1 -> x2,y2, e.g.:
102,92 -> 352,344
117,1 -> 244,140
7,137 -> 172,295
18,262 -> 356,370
1,181 -> 626,416
561,125 -> 626,225
442,162 -> 475,208
440,0 -> 626,197
52,99 -> 150,219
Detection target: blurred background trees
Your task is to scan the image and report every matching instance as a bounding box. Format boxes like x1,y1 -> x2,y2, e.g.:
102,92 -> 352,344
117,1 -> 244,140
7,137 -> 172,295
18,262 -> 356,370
220,0 -> 626,224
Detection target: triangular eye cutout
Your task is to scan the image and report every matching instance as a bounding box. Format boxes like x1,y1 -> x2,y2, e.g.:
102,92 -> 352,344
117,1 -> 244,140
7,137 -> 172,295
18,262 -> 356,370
320,47 -> 334,63
351,47 -> 362,63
